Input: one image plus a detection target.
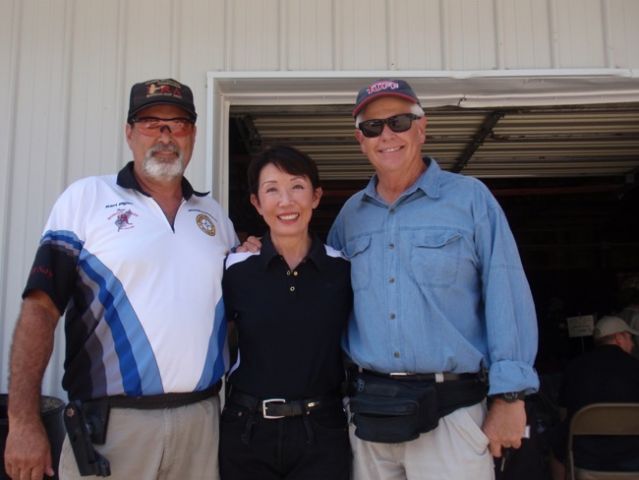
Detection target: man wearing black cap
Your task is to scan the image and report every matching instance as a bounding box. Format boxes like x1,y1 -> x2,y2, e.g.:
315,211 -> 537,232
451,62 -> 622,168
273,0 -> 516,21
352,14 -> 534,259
4,78 -> 237,479
327,79 -> 539,479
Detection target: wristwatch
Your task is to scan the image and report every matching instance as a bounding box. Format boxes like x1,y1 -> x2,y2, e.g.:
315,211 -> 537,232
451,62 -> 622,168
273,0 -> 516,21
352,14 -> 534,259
494,391 -> 526,403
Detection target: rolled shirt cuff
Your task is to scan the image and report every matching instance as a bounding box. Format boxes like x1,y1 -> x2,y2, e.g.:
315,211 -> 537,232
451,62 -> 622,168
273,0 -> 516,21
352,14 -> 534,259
487,360 -> 540,396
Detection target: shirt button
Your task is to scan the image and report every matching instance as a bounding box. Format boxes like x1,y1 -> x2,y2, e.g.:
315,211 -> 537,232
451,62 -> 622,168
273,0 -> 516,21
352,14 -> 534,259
389,243 -> 395,249
389,277 -> 395,284
390,313 -> 396,319
293,271 -> 298,277
286,270 -> 291,276
393,351 -> 400,358
289,286 -> 295,292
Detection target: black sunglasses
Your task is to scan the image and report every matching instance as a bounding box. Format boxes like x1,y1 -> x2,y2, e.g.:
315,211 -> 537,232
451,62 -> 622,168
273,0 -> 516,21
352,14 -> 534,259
358,113 -> 421,138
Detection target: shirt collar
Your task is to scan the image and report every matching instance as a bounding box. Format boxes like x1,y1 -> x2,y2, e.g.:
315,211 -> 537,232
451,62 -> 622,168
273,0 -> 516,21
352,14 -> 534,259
116,161 -> 208,200
259,232 -> 325,271
362,156 -> 441,202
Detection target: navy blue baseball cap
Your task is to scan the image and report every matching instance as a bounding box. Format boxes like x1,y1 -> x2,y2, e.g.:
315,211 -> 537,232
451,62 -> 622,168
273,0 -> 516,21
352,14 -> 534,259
127,78 -> 197,122
353,79 -> 421,117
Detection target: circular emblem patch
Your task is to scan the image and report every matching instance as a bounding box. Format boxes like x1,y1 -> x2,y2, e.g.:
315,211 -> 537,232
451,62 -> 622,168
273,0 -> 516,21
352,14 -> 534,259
196,213 -> 216,236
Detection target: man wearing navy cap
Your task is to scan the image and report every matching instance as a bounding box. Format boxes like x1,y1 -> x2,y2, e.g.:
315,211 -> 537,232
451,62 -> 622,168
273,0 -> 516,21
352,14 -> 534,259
327,79 -> 539,479
5,78 -> 238,479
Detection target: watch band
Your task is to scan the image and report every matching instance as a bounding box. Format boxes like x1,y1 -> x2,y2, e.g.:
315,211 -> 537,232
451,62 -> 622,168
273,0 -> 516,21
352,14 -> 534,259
494,391 -> 526,403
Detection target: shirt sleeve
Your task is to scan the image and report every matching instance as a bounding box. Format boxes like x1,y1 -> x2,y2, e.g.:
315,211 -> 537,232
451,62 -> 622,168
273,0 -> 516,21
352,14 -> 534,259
23,181 -> 88,315
473,184 -> 539,395
224,216 -> 240,250
327,209 -> 345,251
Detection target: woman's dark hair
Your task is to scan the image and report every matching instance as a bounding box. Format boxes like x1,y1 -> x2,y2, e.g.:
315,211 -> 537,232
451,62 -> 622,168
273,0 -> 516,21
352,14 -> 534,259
247,145 -> 320,195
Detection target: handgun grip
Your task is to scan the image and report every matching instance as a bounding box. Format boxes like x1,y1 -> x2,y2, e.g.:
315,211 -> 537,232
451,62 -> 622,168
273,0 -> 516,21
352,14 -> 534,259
63,402 -> 111,477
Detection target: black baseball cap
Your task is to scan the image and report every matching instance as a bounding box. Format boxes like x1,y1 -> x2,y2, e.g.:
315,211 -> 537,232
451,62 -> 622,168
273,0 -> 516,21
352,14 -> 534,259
127,78 -> 197,122
353,79 -> 420,117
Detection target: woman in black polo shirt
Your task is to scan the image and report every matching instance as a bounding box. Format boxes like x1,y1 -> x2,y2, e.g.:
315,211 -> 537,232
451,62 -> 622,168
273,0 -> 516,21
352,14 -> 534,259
220,145 -> 352,479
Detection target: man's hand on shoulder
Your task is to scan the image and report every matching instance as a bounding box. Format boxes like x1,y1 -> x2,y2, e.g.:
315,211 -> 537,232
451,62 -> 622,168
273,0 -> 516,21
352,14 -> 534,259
235,235 -> 262,253
482,397 -> 527,458
4,418 -> 54,479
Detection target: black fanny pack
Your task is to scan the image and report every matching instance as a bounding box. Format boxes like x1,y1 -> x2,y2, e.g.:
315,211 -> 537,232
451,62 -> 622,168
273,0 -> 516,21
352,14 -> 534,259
349,371 -> 487,443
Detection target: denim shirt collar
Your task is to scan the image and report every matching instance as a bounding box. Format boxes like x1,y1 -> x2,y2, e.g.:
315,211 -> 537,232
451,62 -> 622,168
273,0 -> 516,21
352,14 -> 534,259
362,156 -> 441,204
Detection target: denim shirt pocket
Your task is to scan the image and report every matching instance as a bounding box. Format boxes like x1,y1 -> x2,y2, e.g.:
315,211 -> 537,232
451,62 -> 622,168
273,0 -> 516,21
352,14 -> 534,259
410,230 -> 462,288
345,235 -> 372,291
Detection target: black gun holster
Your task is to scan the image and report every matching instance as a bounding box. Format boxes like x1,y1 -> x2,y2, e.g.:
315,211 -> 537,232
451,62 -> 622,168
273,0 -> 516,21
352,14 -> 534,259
63,400 -> 111,477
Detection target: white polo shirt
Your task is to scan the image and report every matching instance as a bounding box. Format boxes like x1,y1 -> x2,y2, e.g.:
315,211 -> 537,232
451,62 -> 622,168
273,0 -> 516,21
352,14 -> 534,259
24,163 -> 238,400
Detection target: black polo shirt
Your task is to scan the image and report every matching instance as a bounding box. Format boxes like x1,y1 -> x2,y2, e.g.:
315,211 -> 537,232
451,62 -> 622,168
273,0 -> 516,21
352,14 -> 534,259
559,344 -> 639,470
222,233 -> 352,399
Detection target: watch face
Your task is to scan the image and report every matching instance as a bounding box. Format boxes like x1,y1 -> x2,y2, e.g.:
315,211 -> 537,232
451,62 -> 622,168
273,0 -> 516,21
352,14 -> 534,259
502,392 -> 524,402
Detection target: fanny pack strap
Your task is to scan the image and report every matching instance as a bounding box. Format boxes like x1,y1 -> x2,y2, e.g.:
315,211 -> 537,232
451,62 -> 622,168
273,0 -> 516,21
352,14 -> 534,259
436,378 -> 488,417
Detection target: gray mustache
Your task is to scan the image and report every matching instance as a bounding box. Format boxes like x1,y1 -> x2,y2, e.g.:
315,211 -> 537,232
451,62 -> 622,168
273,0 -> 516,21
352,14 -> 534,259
150,144 -> 179,155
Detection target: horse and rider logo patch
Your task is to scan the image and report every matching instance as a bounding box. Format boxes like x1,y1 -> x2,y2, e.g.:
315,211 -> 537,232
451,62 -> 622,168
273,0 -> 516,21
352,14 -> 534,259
108,208 -> 138,231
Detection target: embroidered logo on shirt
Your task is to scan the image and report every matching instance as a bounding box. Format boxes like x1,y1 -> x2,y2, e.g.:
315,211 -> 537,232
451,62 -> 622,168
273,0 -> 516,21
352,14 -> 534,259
108,208 -> 138,231
196,213 -> 216,236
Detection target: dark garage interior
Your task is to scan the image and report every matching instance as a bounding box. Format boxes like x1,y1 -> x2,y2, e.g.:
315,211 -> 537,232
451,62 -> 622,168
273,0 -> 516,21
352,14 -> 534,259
227,101 -> 639,373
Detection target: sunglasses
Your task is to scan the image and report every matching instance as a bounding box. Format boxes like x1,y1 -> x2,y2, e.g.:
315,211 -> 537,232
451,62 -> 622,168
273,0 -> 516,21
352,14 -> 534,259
358,113 -> 421,138
132,117 -> 194,137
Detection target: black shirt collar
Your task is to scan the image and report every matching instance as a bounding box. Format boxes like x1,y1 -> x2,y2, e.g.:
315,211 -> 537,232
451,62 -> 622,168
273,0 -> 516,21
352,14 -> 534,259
260,232 -> 326,271
116,161 -> 208,200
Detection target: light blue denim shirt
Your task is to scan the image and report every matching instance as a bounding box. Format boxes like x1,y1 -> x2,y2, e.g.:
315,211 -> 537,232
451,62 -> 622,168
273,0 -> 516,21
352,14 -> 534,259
328,157 -> 539,395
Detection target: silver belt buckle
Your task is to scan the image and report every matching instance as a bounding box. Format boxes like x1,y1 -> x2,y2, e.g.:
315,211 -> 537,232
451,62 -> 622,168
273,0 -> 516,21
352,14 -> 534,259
389,372 -> 412,377
262,398 -> 286,419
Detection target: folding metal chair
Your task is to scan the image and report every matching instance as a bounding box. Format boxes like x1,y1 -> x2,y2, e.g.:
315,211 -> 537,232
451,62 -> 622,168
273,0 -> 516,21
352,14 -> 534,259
567,403 -> 639,480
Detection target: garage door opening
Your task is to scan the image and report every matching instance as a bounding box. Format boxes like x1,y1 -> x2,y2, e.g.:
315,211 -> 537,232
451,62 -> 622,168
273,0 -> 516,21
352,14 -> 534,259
208,71 -> 639,374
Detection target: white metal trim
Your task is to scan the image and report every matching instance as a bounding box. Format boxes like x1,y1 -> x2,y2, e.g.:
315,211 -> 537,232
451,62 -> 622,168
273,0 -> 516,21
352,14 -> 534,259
209,68 -> 638,80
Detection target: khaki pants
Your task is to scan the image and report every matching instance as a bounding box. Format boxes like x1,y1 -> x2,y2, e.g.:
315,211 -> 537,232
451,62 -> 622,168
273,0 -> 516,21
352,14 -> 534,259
59,396 -> 220,480
350,401 -> 495,480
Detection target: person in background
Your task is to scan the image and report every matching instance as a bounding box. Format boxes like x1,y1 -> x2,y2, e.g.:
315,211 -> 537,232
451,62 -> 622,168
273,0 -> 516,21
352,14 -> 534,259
327,78 -> 539,480
617,289 -> 639,357
4,78 -> 237,479
220,145 -> 352,480
550,315 -> 639,479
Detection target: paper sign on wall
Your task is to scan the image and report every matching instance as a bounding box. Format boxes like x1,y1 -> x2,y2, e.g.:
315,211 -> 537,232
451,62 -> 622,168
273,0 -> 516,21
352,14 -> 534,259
566,315 -> 595,338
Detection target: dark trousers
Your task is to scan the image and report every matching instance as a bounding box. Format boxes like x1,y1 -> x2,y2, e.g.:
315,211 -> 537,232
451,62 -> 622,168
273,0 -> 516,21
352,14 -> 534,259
219,401 -> 351,480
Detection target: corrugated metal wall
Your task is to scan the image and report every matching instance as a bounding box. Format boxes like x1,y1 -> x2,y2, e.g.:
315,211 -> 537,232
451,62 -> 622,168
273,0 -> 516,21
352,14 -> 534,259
1,0 -> 638,399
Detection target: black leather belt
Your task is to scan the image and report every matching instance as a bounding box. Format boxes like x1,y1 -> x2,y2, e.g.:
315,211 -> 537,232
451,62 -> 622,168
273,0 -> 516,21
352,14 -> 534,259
361,368 -> 484,383
228,391 -> 341,419
87,380 -> 222,410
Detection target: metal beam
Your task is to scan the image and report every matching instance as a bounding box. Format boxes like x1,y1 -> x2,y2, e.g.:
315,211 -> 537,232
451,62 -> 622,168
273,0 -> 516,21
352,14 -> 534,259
451,110 -> 506,173
233,115 -> 262,154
